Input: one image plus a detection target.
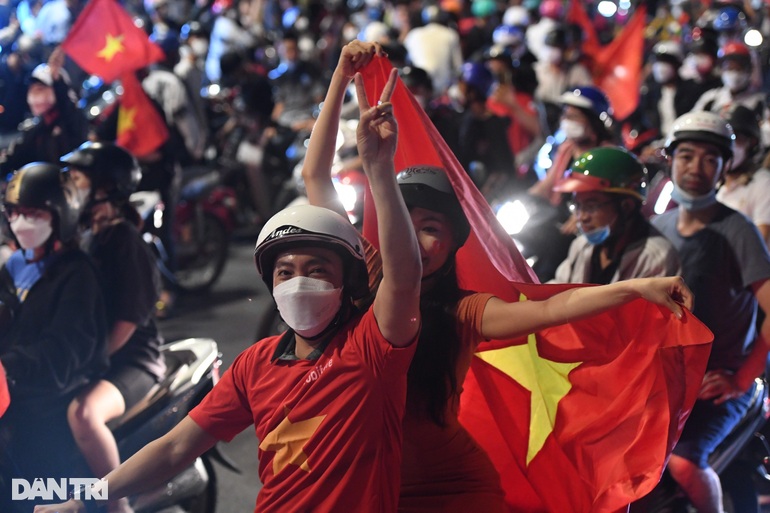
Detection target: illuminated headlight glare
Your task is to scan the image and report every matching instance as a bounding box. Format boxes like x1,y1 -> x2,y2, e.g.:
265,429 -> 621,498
334,183 -> 358,213
654,181 -> 674,215
597,0 -> 617,17
745,29 -> 763,47
153,208 -> 164,229
496,200 -> 530,235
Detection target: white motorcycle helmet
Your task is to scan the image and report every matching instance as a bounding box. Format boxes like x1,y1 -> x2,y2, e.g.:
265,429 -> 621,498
664,111 -> 735,161
254,204 -> 368,299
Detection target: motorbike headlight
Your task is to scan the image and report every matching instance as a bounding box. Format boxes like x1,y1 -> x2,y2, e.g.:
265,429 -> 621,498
496,200 -> 530,235
333,182 -> 359,214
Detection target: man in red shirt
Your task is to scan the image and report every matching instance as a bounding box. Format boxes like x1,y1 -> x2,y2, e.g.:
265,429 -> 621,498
38,68 -> 421,513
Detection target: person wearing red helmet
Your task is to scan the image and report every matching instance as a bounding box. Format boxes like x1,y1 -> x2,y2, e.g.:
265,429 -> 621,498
550,146 -> 680,284
301,41 -> 695,513
692,40 -> 765,117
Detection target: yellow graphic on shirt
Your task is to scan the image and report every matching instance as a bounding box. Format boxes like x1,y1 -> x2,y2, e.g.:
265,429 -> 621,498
97,34 -> 125,62
476,295 -> 581,465
118,107 -> 137,134
259,409 -> 326,475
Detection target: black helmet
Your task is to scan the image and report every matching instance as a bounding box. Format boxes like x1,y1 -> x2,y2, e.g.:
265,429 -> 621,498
726,104 -> 761,142
60,141 -> 141,201
544,25 -> 568,48
399,66 -> 433,93
726,104 -> 763,158
3,162 -> 81,243
396,166 -> 470,246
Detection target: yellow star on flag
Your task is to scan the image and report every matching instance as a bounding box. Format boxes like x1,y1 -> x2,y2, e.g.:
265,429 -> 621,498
97,34 -> 125,62
476,295 -> 581,465
259,409 -> 326,475
117,106 -> 136,135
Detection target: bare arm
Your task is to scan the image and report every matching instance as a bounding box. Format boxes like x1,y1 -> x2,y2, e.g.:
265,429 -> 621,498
700,279 -> 770,404
108,320 -> 137,355
33,417 -> 218,513
757,224 -> 770,248
302,40 -> 385,217
355,70 -> 421,347
481,276 -> 693,340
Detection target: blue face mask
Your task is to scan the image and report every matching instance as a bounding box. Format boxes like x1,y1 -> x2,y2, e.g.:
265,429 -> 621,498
670,183 -> 718,211
579,224 -> 611,246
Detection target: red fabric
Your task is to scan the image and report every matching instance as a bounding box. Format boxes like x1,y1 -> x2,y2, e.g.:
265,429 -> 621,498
486,92 -> 538,155
566,0 -> 601,61
61,0 -> 164,83
190,308 -> 416,513
360,57 -> 714,513
116,73 -> 169,158
0,360 -> 9,418
592,7 -> 646,121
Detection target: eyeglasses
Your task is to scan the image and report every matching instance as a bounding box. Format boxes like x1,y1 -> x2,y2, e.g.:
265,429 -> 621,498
3,205 -> 50,222
567,200 -> 614,215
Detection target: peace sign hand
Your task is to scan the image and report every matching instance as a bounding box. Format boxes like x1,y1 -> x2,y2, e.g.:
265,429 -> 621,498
355,67 -> 399,167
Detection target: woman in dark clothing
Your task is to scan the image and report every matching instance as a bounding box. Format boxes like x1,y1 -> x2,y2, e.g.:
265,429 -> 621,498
0,162 -> 108,513
62,141 -> 165,513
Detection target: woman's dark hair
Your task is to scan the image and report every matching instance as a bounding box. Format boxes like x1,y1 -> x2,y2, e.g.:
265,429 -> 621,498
408,256 -> 463,427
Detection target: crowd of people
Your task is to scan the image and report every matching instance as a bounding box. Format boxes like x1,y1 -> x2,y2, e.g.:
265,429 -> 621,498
0,0 -> 769,512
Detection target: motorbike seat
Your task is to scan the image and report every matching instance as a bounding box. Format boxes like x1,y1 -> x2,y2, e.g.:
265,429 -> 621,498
107,348 -> 198,434
180,170 -> 221,202
709,377 -> 770,474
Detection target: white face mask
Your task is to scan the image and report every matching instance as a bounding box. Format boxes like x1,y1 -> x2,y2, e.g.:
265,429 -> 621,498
652,62 -> 676,84
27,87 -> 55,117
543,47 -> 563,64
761,122 -> 770,148
729,143 -> 748,171
722,70 -> 750,92
560,118 -> 586,140
10,215 -> 53,250
190,39 -> 209,58
273,276 -> 343,338
74,187 -> 90,208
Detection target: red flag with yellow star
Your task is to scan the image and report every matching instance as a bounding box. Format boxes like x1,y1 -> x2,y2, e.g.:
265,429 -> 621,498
116,72 -> 168,158
360,57 -> 713,512
61,0 -> 164,83
591,6 -> 647,121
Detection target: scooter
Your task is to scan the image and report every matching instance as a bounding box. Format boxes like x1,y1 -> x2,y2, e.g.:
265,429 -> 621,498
493,192 -> 574,283
1,337 -> 234,513
130,166 -> 237,293
630,377 -> 770,513
114,337 -> 234,513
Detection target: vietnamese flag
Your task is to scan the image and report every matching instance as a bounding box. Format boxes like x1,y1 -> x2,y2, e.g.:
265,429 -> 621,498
117,73 -> 169,158
592,6 -> 647,121
566,0 -> 601,62
0,360 -> 8,418
61,0 -> 164,83
360,57 -> 713,512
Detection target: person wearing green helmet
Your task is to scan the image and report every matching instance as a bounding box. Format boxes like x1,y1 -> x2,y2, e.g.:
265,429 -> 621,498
551,146 -> 681,284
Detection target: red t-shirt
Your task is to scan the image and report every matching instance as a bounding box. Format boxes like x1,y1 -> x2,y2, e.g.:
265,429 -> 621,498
189,308 -> 416,513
